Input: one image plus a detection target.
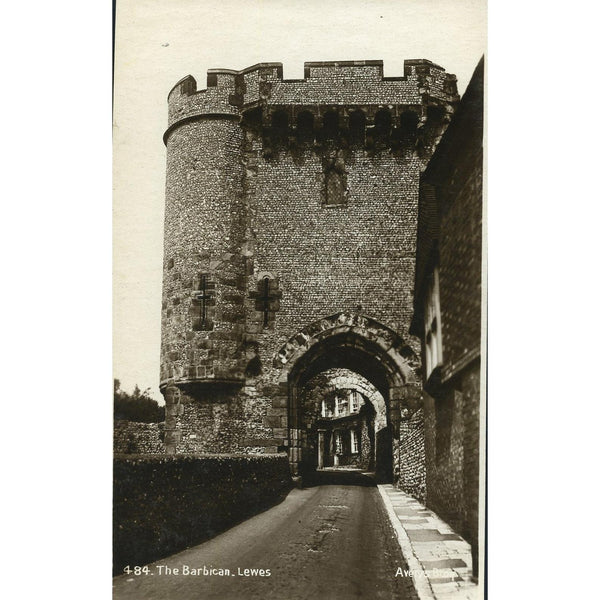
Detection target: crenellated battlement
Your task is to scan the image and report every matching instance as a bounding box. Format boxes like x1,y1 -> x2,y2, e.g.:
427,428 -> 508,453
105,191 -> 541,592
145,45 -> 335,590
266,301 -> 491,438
165,59 -> 459,143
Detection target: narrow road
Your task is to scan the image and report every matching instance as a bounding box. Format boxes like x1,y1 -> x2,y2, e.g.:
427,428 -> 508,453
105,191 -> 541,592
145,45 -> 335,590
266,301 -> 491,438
113,483 -> 416,600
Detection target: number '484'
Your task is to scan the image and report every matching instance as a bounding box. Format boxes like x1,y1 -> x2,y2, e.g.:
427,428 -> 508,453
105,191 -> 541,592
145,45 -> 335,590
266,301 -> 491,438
123,566 -> 150,575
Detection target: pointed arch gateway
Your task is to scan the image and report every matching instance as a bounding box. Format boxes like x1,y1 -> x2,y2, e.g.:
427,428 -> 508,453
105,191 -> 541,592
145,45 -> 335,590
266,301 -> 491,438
273,312 -> 422,482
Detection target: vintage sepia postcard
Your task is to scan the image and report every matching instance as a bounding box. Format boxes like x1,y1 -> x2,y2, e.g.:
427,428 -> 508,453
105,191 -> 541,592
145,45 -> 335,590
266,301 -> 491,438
113,1 -> 487,598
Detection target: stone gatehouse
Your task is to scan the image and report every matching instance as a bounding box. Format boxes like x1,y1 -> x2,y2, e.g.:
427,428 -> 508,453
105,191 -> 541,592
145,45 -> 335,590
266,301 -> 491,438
160,59 -> 460,490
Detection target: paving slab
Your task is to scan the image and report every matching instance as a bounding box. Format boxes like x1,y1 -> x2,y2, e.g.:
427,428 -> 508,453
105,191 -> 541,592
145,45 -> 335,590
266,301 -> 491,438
421,559 -> 467,570
407,529 -> 463,542
377,484 -> 481,600
429,577 -> 463,584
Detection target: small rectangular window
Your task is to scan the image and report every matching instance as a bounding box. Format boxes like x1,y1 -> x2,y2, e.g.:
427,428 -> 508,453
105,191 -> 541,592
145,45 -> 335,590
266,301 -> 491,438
350,429 -> 359,454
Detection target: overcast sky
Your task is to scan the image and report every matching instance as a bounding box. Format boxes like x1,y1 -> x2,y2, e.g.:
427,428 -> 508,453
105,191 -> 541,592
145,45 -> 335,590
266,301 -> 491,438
113,0 -> 486,399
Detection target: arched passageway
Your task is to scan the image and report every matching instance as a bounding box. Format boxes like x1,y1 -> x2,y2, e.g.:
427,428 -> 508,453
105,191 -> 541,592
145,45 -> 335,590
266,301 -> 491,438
273,313 -> 422,483
298,368 -> 384,475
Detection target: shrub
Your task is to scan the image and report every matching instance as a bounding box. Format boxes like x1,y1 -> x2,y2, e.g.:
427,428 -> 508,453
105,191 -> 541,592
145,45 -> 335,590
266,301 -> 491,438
114,379 -> 165,423
113,454 -> 292,574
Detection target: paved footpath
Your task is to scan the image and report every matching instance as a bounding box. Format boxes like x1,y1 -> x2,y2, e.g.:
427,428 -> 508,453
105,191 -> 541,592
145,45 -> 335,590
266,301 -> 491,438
114,483 -> 419,600
377,485 -> 481,600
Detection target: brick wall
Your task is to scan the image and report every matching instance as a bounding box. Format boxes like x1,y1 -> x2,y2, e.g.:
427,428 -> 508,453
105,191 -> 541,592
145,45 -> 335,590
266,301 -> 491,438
425,61 -> 482,561
250,148 -> 422,351
412,57 -> 483,577
438,153 -> 482,378
396,408 -> 426,502
113,454 -> 292,574
113,421 -> 164,455
423,388 -> 465,533
461,361 -> 481,575
422,363 -> 480,549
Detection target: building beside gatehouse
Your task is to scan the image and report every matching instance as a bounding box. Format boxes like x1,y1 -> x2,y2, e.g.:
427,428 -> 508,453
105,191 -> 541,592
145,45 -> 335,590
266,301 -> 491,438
410,56 -> 484,577
159,59 -> 461,494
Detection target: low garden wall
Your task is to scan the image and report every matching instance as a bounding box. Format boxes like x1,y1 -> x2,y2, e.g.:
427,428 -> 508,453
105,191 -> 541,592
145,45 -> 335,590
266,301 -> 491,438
113,454 -> 292,574
113,420 -> 164,454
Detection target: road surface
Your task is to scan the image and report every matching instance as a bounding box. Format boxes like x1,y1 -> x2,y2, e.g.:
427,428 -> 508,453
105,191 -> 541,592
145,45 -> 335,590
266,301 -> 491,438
113,480 -> 416,600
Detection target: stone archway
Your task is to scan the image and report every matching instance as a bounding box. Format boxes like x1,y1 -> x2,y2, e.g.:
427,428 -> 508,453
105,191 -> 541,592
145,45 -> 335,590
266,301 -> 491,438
299,368 -> 384,472
272,312 -> 422,482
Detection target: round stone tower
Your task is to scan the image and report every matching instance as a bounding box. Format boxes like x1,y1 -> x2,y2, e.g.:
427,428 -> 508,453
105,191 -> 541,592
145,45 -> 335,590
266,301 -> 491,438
161,71 -> 249,450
